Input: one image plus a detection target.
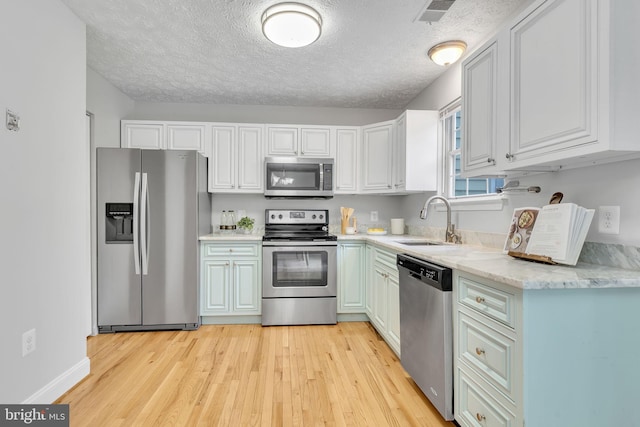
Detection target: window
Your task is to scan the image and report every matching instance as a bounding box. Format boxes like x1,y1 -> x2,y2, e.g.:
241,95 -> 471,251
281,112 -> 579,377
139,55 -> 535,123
441,100 -> 503,198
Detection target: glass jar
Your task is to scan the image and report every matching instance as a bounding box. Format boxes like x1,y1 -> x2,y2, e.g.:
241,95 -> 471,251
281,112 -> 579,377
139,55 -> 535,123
228,210 -> 237,233
219,210 -> 228,233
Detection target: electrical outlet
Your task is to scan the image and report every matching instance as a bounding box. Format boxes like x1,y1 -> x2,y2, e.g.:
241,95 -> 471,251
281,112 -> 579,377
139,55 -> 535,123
370,211 -> 378,222
22,328 -> 36,357
598,206 -> 620,235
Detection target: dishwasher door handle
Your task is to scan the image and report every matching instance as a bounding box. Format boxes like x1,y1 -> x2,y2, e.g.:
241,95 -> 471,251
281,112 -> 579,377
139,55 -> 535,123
409,271 -> 422,281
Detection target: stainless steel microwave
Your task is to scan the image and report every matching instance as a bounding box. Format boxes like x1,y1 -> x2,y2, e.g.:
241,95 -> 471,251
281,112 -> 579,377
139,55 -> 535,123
264,157 -> 334,198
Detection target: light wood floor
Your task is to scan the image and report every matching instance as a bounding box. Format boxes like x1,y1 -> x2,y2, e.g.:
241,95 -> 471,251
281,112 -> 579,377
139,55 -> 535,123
56,322 -> 455,426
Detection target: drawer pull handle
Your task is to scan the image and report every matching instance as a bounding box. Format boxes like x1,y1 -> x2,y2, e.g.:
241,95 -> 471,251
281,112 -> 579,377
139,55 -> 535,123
476,413 -> 486,422
475,296 -> 485,304
475,347 -> 485,356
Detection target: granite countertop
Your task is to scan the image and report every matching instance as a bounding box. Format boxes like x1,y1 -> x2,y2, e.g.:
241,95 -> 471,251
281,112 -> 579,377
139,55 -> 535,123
352,234 -> 640,291
199,232 -> 640,290
200,233 -> 263,241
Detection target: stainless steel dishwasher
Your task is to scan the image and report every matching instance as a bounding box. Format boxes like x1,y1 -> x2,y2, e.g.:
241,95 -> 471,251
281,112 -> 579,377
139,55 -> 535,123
397,253 -> 453,421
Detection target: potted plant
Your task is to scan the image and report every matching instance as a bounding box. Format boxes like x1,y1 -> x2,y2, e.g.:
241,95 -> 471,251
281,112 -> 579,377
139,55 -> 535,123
237,216 -> 255,234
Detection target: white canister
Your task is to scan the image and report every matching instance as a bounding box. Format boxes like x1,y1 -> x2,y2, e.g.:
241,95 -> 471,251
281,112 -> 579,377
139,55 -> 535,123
390,218 -> 405,235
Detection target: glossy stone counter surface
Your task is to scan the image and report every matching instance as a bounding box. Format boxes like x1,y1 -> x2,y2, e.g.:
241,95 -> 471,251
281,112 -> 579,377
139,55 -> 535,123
199,233 -> 262,241
339,234 -> 640,291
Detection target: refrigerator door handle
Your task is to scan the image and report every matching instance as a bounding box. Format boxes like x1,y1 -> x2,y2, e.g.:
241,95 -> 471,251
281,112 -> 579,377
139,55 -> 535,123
133,172 -> 141,275
141,172 -> 150,275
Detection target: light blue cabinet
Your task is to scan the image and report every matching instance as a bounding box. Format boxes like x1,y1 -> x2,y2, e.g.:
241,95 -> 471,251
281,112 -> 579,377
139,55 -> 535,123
200,242 -> 261,321
366,244 -> 401,356
337,241 -> 366,313
454,269 -> 640,427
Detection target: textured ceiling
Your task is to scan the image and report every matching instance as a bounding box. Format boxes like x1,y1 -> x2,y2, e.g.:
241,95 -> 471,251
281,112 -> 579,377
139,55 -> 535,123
60,0 -> 528,109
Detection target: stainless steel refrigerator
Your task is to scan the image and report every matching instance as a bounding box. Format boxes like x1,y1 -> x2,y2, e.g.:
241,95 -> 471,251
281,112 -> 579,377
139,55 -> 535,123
97,148 -> 211,333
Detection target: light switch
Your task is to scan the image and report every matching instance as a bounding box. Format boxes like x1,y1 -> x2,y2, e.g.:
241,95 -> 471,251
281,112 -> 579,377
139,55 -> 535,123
6,109 -> 20,132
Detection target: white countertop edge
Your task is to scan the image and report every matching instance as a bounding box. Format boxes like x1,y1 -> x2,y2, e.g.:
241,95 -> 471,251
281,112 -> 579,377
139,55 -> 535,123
199,233 -> 263,241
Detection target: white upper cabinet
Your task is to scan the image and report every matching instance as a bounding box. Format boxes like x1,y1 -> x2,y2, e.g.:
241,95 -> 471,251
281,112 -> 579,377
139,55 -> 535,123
209,126 -> 236,190
461,41 -> 503,177
507,0 -> 599,166
362,111 -> 438,194
121,111 -> 440,195
266,126 -> 298,156
121,121 -> 165,149
395,110 -> 439,192
463,0 -> 640,176
335,127 -> 360,193
361,121 -> 394,192
300,127 -> 332,157
266,125 -> 333,157
122,121 -> 207,152
167,124 -> 206,152
236,126 -> 264,191
209,124 -> 264,193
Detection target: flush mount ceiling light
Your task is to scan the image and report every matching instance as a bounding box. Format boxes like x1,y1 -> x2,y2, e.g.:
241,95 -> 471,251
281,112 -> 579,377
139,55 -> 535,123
428,40 -> 467,66
261,2 -> 322,48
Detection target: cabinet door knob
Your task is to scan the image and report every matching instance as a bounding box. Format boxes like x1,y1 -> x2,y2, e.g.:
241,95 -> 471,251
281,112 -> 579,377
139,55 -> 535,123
487,158 -> 495,164
475,296 -> 485,304
505,153 -> 514,160
475,347 -> 485,356
476,413 -> 486,422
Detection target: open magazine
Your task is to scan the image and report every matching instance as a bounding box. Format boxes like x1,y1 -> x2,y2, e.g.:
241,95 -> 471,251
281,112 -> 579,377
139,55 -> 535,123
504,203 -> 595,265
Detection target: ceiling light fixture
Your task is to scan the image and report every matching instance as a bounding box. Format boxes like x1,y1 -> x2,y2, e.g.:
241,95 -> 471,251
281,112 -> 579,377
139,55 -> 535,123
261,2 -> 322,48
428,40 -> 467,66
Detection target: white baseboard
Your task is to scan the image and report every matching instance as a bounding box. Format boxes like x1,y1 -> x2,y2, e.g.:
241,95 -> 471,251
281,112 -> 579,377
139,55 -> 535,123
22,357 -> 91,404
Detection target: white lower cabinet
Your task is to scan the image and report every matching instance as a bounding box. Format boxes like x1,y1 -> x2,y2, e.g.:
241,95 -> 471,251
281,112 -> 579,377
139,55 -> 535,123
337,241 -> 366,313
366,244 -> 400,356
454,271 -> 522,427
200,242 -> 261,318
457,366 -> 516,427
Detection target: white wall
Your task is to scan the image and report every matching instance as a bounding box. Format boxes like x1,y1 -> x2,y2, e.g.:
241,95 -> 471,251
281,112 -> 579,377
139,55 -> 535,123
0,0 -> 91,403
87,68 -> 135,333
130,102 -> 401,126
88,68 -> 135,149
210,194 -> 406,233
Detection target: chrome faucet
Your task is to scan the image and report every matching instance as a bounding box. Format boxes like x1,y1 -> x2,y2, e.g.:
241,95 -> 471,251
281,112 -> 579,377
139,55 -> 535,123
420,195 -> 461,244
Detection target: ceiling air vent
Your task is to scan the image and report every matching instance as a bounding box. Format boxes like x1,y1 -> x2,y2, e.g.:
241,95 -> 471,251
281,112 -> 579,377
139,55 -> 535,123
415,0 -> 456,23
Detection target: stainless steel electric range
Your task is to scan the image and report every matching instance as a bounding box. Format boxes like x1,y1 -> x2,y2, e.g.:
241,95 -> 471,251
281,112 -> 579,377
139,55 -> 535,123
261,209 -> 337,326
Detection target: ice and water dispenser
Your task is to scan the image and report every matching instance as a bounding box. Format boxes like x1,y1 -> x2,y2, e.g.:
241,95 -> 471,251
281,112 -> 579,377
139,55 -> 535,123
105,203 -> 134,243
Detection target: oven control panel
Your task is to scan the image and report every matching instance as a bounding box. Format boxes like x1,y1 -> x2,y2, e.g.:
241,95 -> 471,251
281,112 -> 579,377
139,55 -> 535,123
265,209 -> 329,225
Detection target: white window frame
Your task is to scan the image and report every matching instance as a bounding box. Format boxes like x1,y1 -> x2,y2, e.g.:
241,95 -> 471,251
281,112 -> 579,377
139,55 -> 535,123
438,98 -> 505,212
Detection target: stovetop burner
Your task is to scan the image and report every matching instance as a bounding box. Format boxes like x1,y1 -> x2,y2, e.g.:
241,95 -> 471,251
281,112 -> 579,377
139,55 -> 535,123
263,209 -> 335,242
263,232 -> 337,242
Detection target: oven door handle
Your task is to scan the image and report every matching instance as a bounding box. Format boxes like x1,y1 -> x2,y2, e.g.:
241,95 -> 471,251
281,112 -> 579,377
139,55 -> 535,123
262,240 -> 338,247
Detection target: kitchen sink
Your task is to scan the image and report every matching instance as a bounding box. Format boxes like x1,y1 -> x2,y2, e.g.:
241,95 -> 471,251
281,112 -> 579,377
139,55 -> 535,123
394,240 -> 444,246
